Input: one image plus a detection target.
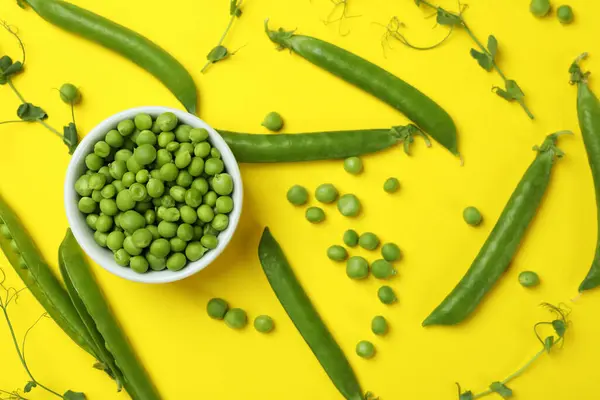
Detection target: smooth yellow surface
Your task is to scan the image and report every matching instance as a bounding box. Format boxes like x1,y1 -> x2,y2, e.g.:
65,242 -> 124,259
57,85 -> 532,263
0,0 -> 599,398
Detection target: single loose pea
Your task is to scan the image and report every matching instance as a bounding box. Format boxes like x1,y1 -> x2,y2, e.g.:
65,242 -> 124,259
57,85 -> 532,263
78,197 -> 97,214
287,185 -> 308,206
85,153 -> 104,171
136,130 -> 157,146
204,158 -> 224,175
132,228 -> 153,248
359,232 -> 379,250
114,249 -> 130,267
378,286 -> 397,305
344,157 -> 363,175
356,341 -> 375,359
557,5 -> 574,24
150,238 -> 171,258
88,173 -> 106,190
147,254 -> 167,271
170,186 -> 186,203
116,190 -> 135,211
194,142 -> 212,158
371,316 -> 388,336
254,315 -> 275,333
94,231 -> 108,247
86,214 -> 99,230
158,221 -> 178,238
216,196 -> 234,214
96,215 -> 113,233
147,225 -> 160,240
113,180 -> 125,193
189,128 -> 209,143
99,198 -> 118,216
177,224 -> 194,241
130,256 -> 149,273
144,209 -> 156,225
211,174 -> 234,196
157,131 -> 175,148
147,178 -> 165,198
175,151 -> 192,169
519,271 -> 540,287
180,205 -> 198,224
211,214 -> 229,231
306,207 -> 326,223
204,191 -> 218,207
156,112 -> 178,132
170,237 -> 187,253
383,177 -> 400,193
186,242 -> 207,261
129,183 -> 147,202
161,195 -> 176,208
114,149 -> 133,163
98,166 -> 113,183
160,163 -> 179,182
200,234 -> 218,249
117,119 -> 135,136
197,204 -> 215,223
94,141 -> 111,158
192,178 -> 209,195
134,144 -> 157,165
381,243 -> 401,262
261,111 -> 284,132
207,298 -> 229,320
122,171 -> 136,188
188,158 -> 205,177
105,130 -> 124,148
175,124 -> 192,142
371,259 -> 396,280
123,236 -> 142,256
346,256 -> 369,280
185,188 -> 203,208
337,194 -> 361,217
463,206 -> 483,226
327,245 -> 348,262
120,210 -> 146,233
343,229 -> 359,247
224,308 -> 248,329
136,169 -> 150,184
530,0 -> 551,17
166,252 -> 187,271
75,175 -> 92,197
59,83 -> 81,104
101,184 -> 117,199
134,113 -> 153,130
166,142 -> 180,153
315,183 -> 338,204
91,190 -> 103,203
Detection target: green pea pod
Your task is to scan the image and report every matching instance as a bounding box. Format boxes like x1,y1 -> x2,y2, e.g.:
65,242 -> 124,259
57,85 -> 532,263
423,132 -> 568,326
59,229 -> 161,400
22,0 -> 198,114
0,194 -> 99,359
218,124 -> 428,162
570,54 -> 600,292
265,20 -> 459,157
258,228 -> 365,400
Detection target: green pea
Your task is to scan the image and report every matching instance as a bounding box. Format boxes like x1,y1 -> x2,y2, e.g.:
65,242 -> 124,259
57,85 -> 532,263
187,157 -> 205,177
170,237 -> 187,253
166,252 -> 187,271
120,210 -> 146,233
117,119 -> 135,136
116,190 -> 135,211
158,221 -> 178,238
346,256 -> 369,280
204,158 -> 224,176
212,214 -> 229,231
91,190 -> 103,203
94,141 -> 111,158
186,242 -> 207,261
224,308 -> 248,329
287,185 -> 308,206
147,178 -> 165,198
152,120 -> 163,134
371,316 -> 388,336
129,183 -> 147,202
355,340 -> 375,359
557,5 -> 574,24
101,184 -> 117,199
94,231 -> 108,248
114,149 -> 133,163
306,207 -> 325,223
170,186 -> 186,203
261,111 -> 284,132
150,238 -> 171,258
75,175 -> 92,197
136,169 -> 150,184
122,171 -> 136,188
105,129 -> 124,148
106,231 -> 125,251
130,256 -> 149,273
136,130 -> 157,147
175,151 -> 192,169
192,178 -> 209,195
98,166 -> 113,184
177,224 -> 194,241
184,188 -> 202,208
381,243 -> 401,262
161,195 -> 176,208
327,245 -> 348,262
215,196 -> 234,214
113,180 -> 125,193
157,131 -> 175,148
203,191 -> 218,207
207,298 -> 229,320
160,163 -> 179,182
0,224 -> 11,239
463,206 -> 483,226
114,249 -> 130,267
175,124 -> 192,142
88,173 -> 106,191
147,253 -> 167,271
530,0 -> 551,17
200,234 -> 218,249
211,173 -> 233,196
114,213 -> 123,229
194,142 -> 211,158
519,271 -> 540,287
134,144 -> 157,166
132,228 -> 153,248
189,128 -> 209,143
197,204 -> 215,223
99,198 -> 118,216
123,236 -> 142,256
254,315 -> 275,333
176,170 -> 193,188
371,259 -> 396,280
86,214 -> 99,230
134,113 -> 153,130
343,229 -> 359,247
59,83 -> 81,104
150,170 -> 162,180
378,286 -> 397,305
384,177 -> 400,193
78,197 -> 97,214
147,225 -> 160,240
344,157 -> 363,175
85,153 -> 104,171
315,183 -> 338,203
166,142 -> 180,153
156,112 -> 178,132
337,194 -> 361,217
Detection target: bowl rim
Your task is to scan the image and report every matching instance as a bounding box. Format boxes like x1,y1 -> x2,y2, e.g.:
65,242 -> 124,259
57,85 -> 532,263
65,106 -> 243,284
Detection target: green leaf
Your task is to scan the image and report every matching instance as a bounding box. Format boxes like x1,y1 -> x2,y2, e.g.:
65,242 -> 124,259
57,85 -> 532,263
487,35 -> 498,60
63,390 -> 86,400
470,48 -> 493,71
16,103 -> 47,121
230,0 -> 242,17
207,45 -> 229,63
24,381 -> 36,393
436,9 -> 462,26
63,122 -> 79,154
552,319 -> 566,337
2,61 -> 23,78
459,392 -> 474,400
489,382 -> 513,399
0,55 -> 13,71
544,336 -> 555,352
494,80 -> 525,102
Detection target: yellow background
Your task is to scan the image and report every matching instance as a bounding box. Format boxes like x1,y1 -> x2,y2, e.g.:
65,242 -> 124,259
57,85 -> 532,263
0,0 -> 598,398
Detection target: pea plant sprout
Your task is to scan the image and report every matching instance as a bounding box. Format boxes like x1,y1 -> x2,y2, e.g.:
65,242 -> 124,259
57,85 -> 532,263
322,0 -> 360,36
202,0 -> 244,73
384,1 -> 533,119
0,268 -> 85,400
0,21 -> 81,154
456,303 -> 570,400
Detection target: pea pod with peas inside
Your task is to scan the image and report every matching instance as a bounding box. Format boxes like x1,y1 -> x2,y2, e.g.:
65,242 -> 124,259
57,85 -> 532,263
264,20 -> 459,158
423,132 -> 569,326
20,0 -> 198,113
259,228 -> 369,400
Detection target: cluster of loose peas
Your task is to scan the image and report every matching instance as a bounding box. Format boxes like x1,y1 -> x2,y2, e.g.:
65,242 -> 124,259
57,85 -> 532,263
74,112 -> 235,273
206,298 -> 275,333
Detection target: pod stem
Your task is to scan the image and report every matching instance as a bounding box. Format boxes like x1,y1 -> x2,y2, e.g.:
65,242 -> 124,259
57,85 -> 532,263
569,52 -> 590,85
533,131 -> 572,158
391,124 -> 431,155
264,19 -> 295,50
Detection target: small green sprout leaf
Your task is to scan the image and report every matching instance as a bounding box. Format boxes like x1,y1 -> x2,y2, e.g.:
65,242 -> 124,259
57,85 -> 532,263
470,49 -> 493,71
544,336 -> 554,352
0,60 -> 23,79
487,35 -> 498,59
230,0 -> 242,17
552,319 -> 566,338
63,122 -> 78,154
207,45 -> 229,63
23,381 -> 36,393
63,390 -> 86,400
456,383 -> 474,400
489,382 -> 513,398
494,80 -> 525,101
436,8 -> 462,26
16,103 -> 47,121
0,55 -> 13,71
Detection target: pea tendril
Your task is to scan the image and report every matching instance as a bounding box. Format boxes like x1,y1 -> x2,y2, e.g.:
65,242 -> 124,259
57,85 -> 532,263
201,0 -> 243,73
323,0 -> 360,36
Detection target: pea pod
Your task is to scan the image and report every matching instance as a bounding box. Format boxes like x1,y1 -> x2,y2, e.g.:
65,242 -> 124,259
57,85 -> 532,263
570,54 -> 600,292
423,133 -> 568,326
218,124 -> 427,163
59,229 -> 161,400
265,21 -> 459,157
22,0 -> 198,113
0,194 -> 98,359
259,228 -> 366,400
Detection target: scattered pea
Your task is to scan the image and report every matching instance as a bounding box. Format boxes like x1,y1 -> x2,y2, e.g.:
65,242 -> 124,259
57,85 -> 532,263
355,340 -> 375,359
359,232 -> 379,250
287,185 -> 309,206
371,316 -> 388,336
59,83 -> 81,104
463,206 -> 483,226
343,229 -> 359,247
327,245 -> 348,262
378,286 -> 397,305
261,111 -> 284,132
343,157 -> 363,175
254,315 -> 275,333
224,308 -> 248,329
383,177 -> 400,193
337,194 -> 361,217
519,271 -> 540,287
207,298 -> 229,320
346,256 -> 369,280
381,243 -> 401,262
306,207 -> 326,223
315,183 -> 338,203
371,259 -> 396,280
530,0 -> 551,17
557,5 -> 574,24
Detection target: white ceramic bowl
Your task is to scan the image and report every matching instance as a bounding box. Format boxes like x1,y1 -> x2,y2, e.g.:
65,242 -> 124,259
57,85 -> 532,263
65,106 -> 243,284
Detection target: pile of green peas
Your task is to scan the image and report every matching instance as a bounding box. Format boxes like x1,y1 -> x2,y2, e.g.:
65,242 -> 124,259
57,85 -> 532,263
74,111 -> 235,273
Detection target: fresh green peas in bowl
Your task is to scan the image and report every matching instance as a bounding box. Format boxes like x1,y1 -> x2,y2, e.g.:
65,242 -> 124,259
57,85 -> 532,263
65,106 -> 243,284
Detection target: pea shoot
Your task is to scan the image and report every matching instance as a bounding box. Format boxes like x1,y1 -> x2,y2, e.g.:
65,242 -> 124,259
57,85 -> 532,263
386,1 -> 534,119
457,303 -> 570,399
323,0 -> 360,36
201,0 -> 244,73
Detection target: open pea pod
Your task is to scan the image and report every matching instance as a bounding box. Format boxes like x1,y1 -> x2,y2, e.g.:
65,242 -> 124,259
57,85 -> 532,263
0,194 -> 99,359
59,229 -> 161,400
